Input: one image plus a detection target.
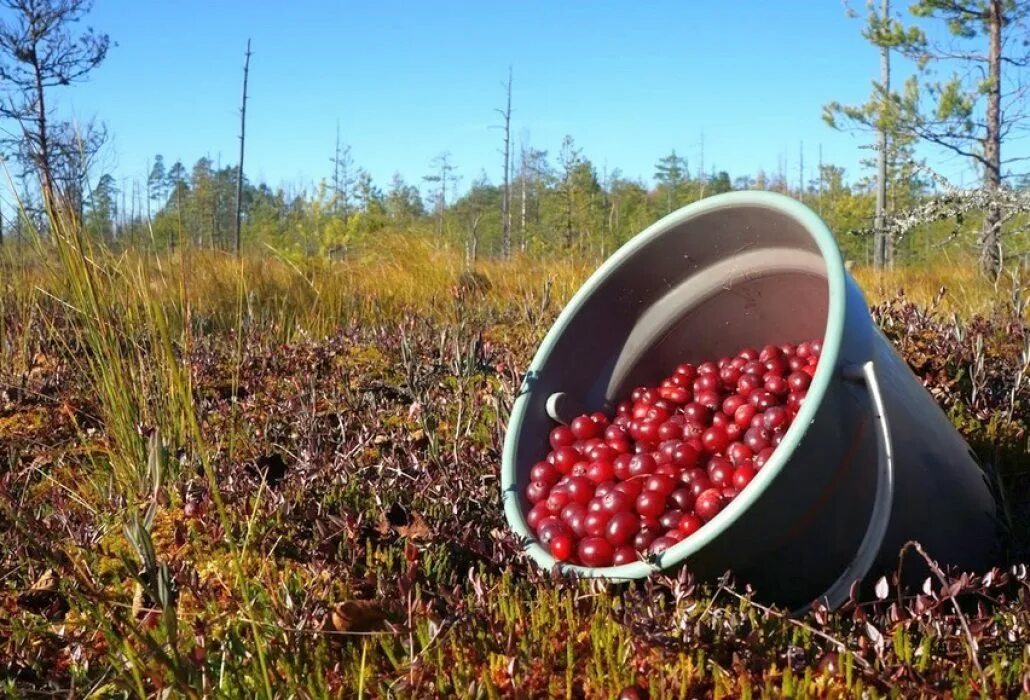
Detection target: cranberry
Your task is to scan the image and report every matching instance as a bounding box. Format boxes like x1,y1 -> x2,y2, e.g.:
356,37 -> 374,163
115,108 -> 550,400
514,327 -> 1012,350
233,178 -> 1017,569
669,487 -> 694,512
550,533 -> 573,561
749,390 -> 778,410
722,394 -> 746,416
764,374 -> 788,396
588,444 -> 617,464
612,546 -> 638,565
689,473 -> 713,498
526,502 -> 549,530
698,360 -> 719,375
711,411 -> 731,429
678,513 -> 703,537
763,406 -> 788,431
635,491 -> 666,519
694,373 -> 720,393
613,454 -> 632,480
627,454 -> 657,478
537,518 -> 568,545
613,479 -> 643,499
549,425 -> 576,449
566,476 -> 594,505
675,362 -> 696,378
659,508 -> 685,530
578,537 -> 614,567
583,510 -> 611,537
552,446 -> 581,474
736,373 -> 761,397
733,464 -> 757,489
659,386 -> 689,404
671,441 -> 701,468
695,390 -> 722,410
586,460 -> 615,484
754,446 -> 775,469
733,403 -> 757,429
787,371 -> 811,392
546,488 -> 572,514
530,461 -> 560,486
764,356 -> 786,376
738,346 -> 759,361
605,511 -> 639,546
726,441 -> 753,465
744,426 -> 771,452
636,420 -> 660,444
701,425 -> 729,454
720,365 -> 742,388
695,489 -> 725,522
644,473 -> 676,496
780,342 -> 796,357
707,456 -> 733,487
601,489 -> 633,515
633,528 -> 659,551
525,480 -> 549,504
658,420 -> 683,441
561,503 -> 588,537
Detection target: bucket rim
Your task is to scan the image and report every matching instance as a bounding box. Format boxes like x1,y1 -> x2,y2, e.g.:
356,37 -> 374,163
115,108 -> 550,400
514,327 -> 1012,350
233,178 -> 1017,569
501,190 -> 847,579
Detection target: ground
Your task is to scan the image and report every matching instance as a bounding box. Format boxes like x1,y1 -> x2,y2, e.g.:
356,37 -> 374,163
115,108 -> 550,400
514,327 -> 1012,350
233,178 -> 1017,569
2,243 -> 1030,698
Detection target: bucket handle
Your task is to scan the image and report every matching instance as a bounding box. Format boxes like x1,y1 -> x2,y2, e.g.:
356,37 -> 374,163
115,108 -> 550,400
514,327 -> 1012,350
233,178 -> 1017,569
806,360 -> 896,613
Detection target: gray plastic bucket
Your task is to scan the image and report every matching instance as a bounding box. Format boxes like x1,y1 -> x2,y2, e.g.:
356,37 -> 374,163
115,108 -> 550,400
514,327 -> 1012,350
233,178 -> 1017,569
501,191 -> 999,612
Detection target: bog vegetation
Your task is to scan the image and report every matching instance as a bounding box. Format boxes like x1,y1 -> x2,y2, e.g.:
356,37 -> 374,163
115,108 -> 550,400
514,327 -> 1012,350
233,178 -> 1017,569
3,0 -> 1030,696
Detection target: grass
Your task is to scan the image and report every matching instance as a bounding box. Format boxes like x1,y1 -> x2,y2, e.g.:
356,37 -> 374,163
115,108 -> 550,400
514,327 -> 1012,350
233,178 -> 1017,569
3,222 -> 1030,697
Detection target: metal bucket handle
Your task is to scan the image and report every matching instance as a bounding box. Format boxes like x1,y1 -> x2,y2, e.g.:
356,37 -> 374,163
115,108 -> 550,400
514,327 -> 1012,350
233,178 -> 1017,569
798,360 -> 895,614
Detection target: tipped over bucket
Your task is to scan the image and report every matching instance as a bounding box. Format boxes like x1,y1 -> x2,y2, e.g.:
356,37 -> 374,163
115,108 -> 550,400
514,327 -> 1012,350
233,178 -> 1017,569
501,191 -> 999,612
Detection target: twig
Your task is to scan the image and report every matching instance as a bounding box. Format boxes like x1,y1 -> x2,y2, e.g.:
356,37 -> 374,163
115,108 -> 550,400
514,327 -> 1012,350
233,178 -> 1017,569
899,540 -> 986,688
717,584 -> 874,673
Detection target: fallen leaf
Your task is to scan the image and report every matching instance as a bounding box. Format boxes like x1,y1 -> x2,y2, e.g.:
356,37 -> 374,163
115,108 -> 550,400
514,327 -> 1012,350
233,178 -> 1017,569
16,569 -> 68,621
330,600 -> 397,633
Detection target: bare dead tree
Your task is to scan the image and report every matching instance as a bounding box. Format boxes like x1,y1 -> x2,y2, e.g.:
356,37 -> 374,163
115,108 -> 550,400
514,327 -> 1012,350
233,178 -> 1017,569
494,66 -> 513,259
234,38 -> 251,257
0,0 -> 110,215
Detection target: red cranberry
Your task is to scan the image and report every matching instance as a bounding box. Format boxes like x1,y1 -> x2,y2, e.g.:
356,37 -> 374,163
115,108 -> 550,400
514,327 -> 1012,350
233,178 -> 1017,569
605,511 -> 639,546
694,489 -> 725,522
678,513 -> 703,537
701,425 -> 729,454
635,491 -> 666,519
530,461 -> 560,486
525,480 -> 549,504
578,537 -> 614,567
549,425 -> 576,449
550,533 -> 573,561
613,546 -> 638,565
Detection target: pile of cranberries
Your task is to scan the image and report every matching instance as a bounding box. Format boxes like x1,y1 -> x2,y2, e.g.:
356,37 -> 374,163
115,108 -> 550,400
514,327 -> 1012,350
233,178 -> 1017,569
524,339 -> 823,567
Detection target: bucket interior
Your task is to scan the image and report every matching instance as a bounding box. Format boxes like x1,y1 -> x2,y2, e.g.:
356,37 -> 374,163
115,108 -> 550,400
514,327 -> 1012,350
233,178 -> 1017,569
514,204 -> 832,506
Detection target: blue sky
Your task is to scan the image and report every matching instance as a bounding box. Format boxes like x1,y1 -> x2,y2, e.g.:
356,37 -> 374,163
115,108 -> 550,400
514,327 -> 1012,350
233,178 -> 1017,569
38,1 -> 1013,200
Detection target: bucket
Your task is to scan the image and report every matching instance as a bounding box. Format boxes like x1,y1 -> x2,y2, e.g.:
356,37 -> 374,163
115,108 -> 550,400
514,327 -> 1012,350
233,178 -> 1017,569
501,191 -> 1000,612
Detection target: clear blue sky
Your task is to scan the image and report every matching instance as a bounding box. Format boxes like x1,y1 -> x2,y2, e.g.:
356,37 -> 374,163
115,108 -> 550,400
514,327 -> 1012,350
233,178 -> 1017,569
42,1 -> 1008,201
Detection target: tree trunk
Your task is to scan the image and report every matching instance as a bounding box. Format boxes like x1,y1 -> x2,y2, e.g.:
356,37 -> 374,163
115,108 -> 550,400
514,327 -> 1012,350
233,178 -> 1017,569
234,39 -> 251,257
980,0 -> 1003,278
873,0 -> 890,269
519,148 -> 527,251
32,52 -> 56,216
500,67 -> 512,259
